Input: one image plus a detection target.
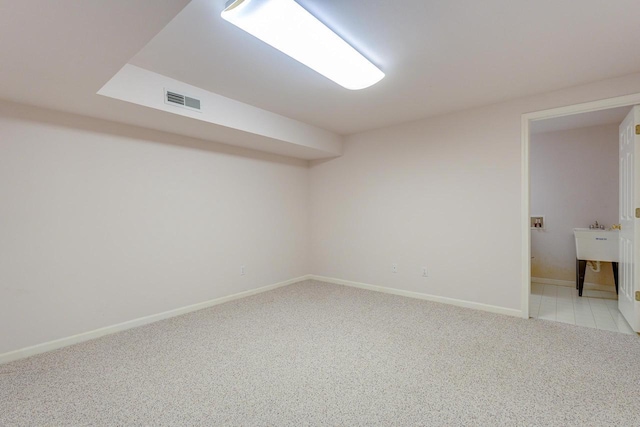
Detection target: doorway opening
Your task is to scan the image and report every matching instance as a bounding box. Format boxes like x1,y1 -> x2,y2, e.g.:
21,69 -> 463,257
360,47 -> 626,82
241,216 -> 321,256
521,94 -> 640,333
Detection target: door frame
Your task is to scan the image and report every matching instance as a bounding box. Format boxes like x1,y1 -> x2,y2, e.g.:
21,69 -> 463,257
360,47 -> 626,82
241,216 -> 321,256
521,93 -> 640,319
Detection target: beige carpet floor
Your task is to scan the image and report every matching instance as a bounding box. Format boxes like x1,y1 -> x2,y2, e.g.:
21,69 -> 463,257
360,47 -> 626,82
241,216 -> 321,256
1,280 -> 640,426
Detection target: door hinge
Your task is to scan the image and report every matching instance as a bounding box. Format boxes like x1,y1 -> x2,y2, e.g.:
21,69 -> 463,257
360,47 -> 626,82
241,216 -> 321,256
636,291 -> 640,302
636,124 -> 640,135
636,208 -> 640,219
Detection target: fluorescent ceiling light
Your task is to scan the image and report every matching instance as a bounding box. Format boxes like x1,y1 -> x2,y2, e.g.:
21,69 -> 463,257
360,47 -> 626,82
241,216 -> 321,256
221,0 -> 384,90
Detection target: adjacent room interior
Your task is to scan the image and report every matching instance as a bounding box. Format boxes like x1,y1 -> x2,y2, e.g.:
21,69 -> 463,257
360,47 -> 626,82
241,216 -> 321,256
2,0 -> 640,425
529,107 -> 634,333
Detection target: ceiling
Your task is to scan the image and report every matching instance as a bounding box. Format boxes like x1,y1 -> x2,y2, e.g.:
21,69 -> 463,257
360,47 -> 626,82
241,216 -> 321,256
2,0 -> 640,158
0,0 -> 189,113
131,0 -> 640,135
531,106 -> 632,134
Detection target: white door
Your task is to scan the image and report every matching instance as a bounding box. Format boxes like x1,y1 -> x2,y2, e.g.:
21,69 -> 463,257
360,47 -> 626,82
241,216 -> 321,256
618,105 -> 640,332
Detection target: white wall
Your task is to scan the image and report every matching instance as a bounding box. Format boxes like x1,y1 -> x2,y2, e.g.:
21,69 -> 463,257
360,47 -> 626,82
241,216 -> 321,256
4,72 -> 640,356
0,101 -> 309,355
531,124 -> 619,286
309,72 -> 640,311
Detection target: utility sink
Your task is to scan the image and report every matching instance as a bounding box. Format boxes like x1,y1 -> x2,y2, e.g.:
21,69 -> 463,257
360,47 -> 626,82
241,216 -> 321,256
573,228 -> 619,262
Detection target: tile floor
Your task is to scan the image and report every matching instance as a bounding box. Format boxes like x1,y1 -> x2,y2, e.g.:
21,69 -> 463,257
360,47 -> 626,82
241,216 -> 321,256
530,282 -> 635,334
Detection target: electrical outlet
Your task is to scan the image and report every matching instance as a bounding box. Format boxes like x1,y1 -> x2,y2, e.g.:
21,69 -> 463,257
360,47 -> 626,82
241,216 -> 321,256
422,267 -> 428,277
392,263 -> 398,273
240,265 -> 246,276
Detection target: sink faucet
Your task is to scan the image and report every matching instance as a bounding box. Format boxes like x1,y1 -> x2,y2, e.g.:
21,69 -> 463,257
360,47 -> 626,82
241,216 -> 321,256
589,221 -> 604,229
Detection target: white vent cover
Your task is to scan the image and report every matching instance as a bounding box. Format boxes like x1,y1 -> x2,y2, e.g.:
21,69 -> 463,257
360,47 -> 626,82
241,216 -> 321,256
164,89 -> 201,111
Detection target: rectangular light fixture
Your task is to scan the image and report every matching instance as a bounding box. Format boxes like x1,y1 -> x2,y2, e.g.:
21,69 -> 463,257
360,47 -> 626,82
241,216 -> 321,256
221,0 -> 384,90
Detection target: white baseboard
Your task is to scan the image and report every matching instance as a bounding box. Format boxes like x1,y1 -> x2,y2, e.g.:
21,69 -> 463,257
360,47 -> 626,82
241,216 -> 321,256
531,276 -> 616,293
1,274 -> 524,365
0,275 -> 311,365
310,275 -> 522,318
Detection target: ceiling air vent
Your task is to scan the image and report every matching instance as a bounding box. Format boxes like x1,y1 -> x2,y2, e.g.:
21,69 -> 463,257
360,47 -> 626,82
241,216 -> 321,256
164,89 -> 201,112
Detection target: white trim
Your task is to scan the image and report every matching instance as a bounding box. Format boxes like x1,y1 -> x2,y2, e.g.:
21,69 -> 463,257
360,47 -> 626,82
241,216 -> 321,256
525,93 -> 640,121
521,92 -> 640,321
310,275 -> 522,318
531,276 -> 617,293
521,113 -> 531,319
0,275 -> 311,365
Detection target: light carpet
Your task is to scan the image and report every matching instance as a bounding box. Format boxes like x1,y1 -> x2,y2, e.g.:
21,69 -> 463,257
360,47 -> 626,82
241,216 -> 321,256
1,280 -> 639,426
